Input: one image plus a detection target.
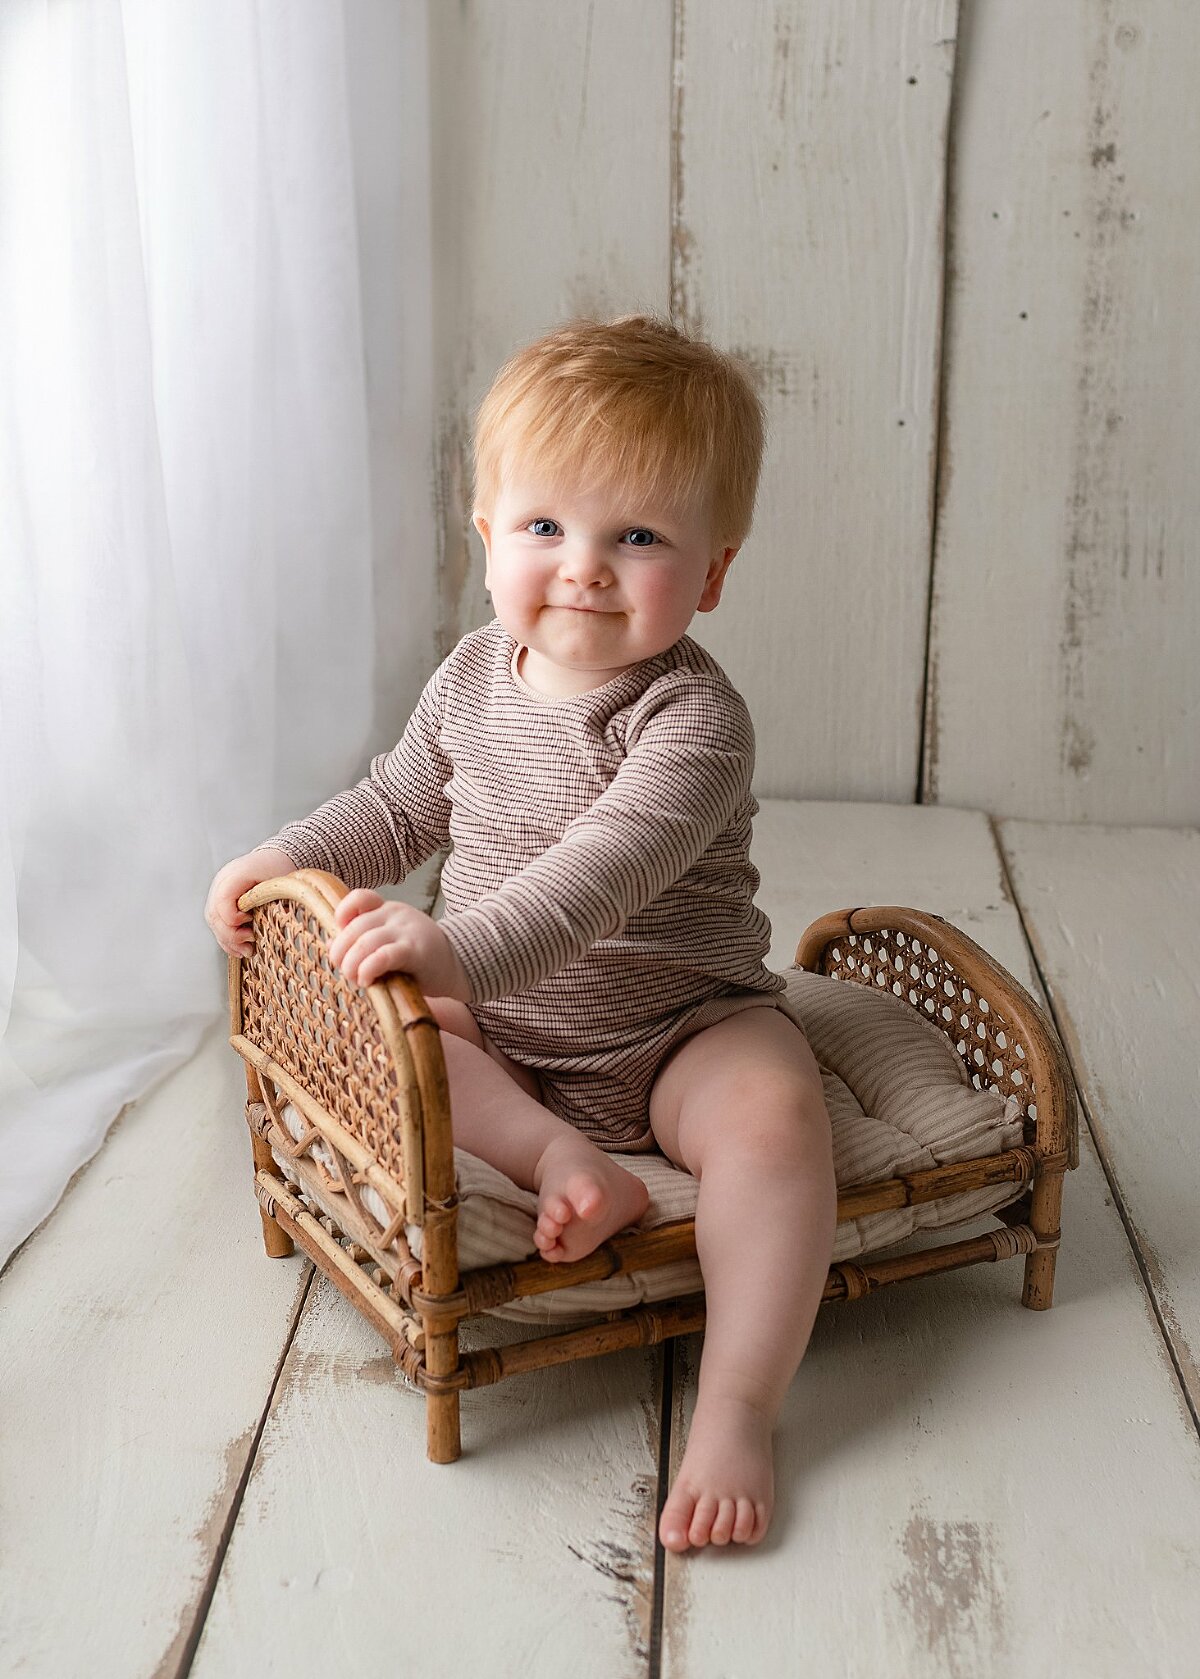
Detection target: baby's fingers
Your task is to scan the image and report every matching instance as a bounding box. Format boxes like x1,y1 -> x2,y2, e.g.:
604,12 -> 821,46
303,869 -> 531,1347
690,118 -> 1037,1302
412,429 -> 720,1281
335,889 -> 384,924
352,944 -> 406,986
227,913 -> 257,955
212,922 -> 256,958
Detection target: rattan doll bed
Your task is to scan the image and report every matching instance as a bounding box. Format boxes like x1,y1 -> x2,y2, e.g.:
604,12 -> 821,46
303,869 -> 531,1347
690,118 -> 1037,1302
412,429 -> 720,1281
228,869 -> 1078,1464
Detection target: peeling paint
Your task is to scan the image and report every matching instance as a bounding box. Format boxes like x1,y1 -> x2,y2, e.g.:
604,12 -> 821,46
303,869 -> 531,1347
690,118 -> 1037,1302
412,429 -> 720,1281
923,645 -> 941,802
726,343 -> 807,405
435,407 -> 475,656
358,1352 -> 423,1397
893,1505 -> 1009,1674
769,9 -> 796,128
358,1352 -> 400,1384
567,1477 -> 656,1665
271,1344 -> 418,1412
1126,1213 -> 1200,1429
148,1426 -> 256,1679
1060,4 -> 1136,788
669,1 -> 703,339
922,13 -> 959,809
660,1334 -> 698,1671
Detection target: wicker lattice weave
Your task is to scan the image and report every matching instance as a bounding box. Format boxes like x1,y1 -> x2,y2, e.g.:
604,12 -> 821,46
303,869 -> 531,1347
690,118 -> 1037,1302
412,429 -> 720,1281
239,896 -> 412,1183
795,906 -> 1078,1171
828,930 -> 1036,1119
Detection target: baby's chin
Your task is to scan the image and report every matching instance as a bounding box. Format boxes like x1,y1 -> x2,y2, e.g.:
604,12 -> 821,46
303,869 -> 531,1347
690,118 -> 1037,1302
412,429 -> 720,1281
536,606 -> 667,644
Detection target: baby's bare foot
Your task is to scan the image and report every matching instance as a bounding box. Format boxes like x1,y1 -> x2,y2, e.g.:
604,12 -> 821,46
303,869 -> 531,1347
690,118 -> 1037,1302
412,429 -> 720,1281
658,1393 -> 775,1552
532,1133 -> 650,1263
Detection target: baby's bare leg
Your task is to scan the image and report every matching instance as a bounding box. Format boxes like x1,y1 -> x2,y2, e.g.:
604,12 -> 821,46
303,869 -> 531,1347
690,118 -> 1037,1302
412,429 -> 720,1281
647,1008 -> 838,1553
427,998 -> 648,1261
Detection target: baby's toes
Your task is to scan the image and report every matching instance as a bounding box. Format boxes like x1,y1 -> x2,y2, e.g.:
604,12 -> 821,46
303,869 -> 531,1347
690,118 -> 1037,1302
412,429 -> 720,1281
733,1498 -> 759,1543
687,1493 -> 721,1549
534,1218 -> 563,1251
533,1204 -> 568,1258
565,1172 -> 606,1221
659,1489 -> 698,1553
541,1194 -> 571,1227
709,1497 -> 738,1545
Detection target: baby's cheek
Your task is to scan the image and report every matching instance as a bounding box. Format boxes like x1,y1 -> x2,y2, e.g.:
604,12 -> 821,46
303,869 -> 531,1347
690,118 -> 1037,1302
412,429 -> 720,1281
636,570 -> 701,631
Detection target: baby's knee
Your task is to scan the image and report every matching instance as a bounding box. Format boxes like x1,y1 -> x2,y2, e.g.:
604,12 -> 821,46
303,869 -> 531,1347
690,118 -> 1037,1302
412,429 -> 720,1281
712,1055 -> 833,1165
734,1100 -> 832,1169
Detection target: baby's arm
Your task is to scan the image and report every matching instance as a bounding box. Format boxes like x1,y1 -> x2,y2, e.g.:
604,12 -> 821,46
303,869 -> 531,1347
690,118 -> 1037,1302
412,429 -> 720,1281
208,663 -> 452,958
440,674 -> 754,1002
256,660 -> 453,892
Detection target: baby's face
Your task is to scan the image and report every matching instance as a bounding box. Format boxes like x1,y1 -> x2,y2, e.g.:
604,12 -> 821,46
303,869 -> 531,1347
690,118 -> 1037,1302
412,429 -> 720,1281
472,471 -> 738,697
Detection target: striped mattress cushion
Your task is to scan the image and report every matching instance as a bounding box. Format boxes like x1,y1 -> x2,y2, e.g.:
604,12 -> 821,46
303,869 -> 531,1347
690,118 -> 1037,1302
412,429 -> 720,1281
269,965 -> 1026,1325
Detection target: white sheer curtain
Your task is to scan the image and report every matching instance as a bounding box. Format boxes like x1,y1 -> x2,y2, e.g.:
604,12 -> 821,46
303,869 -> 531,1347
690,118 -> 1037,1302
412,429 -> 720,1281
0,0 -> 435,1268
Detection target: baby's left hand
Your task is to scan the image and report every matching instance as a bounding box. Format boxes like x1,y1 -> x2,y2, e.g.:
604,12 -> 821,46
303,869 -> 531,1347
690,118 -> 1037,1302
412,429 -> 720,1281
326,890 -> 471,1001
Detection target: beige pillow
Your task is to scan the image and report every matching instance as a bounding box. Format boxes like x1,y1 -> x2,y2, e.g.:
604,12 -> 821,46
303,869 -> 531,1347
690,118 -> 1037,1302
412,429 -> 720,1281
268,966 -> 1026,1326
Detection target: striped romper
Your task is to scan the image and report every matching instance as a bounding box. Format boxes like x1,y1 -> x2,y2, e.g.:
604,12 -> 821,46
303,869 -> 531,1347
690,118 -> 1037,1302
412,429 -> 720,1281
260,618 -> 804,1152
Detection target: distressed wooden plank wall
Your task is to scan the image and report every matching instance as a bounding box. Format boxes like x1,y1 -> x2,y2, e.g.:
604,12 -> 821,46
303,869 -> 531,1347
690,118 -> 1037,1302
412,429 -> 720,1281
672,0 -> 956,802
429,0 -> 674,650
344,0 -> 440,742
429,0 -> 1196,823
429,0 -> 953,806
925,0 -> 1200,823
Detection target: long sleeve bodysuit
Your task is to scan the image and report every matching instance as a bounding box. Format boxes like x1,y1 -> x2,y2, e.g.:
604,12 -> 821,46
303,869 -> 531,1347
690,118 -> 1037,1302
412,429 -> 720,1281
258,619 -> 802,1150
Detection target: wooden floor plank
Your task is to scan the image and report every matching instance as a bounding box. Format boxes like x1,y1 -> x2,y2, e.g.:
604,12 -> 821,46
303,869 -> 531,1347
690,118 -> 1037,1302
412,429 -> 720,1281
661,801 -> 1200,1677
0,1018 -> 309,1679
754,799 -> 1035,980
998,820 -> 1200,1420
190,1280 -> 662,1677
12,815 -> 1198,1676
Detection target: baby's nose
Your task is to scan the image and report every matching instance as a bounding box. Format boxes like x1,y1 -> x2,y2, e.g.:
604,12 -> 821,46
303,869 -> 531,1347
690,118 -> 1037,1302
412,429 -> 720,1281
559,543 -> 613,585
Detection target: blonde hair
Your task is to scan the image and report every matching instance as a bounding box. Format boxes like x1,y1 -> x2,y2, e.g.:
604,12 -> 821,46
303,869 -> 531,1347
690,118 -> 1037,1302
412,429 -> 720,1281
470,313 -> 767,550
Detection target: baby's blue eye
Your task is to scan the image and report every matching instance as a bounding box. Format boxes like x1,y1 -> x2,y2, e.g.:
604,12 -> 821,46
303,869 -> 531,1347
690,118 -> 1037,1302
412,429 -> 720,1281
625,528 -> 656,547
529,518 -> 558,537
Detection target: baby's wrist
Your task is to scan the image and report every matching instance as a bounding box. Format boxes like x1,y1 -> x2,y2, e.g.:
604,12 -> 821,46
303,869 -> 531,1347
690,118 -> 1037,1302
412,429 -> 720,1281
433,922 -> 475,1004
248,844 -> 297,873
437,928 -> 474,1004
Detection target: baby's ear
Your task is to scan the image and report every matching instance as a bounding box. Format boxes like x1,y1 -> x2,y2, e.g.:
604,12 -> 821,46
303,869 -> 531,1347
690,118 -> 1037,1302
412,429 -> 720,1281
698,545 -> 738,612
473,512 -> 495,591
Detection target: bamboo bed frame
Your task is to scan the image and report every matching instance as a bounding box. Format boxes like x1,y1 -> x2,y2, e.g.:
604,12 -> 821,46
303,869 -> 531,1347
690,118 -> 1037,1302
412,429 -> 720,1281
229,869 -> 1078,1464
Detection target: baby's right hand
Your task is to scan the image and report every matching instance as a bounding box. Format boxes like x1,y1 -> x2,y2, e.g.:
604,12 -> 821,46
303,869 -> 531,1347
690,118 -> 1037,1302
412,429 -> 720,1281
204,846 -> 297,958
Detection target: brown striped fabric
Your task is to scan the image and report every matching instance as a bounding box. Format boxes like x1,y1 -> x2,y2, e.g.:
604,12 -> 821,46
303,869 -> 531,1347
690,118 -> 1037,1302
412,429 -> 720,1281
259,619 -> 802,1148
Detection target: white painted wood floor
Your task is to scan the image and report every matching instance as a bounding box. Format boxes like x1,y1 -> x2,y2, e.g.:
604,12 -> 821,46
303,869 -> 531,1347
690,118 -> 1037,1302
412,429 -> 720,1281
3,802 -> 1198,1679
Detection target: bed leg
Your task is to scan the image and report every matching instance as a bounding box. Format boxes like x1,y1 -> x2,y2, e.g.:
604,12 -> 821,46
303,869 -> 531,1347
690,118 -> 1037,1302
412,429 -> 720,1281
425,1322 -> 462,1462
245,1065 -> 294,1258
250,1132 -> 296,1257
1021,1162 -> 1064,1310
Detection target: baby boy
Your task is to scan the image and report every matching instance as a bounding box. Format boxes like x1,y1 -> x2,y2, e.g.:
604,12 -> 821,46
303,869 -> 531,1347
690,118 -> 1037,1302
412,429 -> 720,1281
206,314 -> 838,1553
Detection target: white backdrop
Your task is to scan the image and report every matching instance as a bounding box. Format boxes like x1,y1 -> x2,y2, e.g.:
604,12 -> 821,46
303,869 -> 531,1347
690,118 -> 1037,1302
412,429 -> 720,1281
0,0 -> 435,1268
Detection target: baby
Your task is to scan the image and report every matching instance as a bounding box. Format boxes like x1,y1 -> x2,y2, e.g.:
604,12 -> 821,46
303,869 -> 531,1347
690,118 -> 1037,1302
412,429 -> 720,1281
205,313 -> 838,1554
